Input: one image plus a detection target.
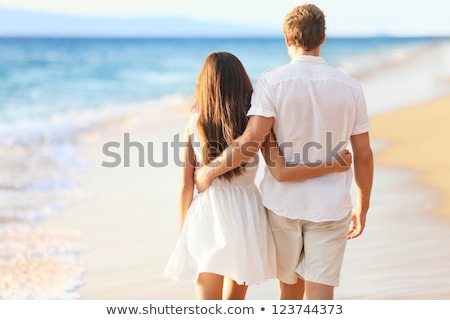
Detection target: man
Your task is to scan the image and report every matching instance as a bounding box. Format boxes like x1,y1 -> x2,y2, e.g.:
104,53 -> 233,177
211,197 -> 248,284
195,3 -> 373,300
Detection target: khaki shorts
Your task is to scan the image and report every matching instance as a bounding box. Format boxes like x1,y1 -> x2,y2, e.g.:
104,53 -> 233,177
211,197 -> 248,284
267,209 -> 351,287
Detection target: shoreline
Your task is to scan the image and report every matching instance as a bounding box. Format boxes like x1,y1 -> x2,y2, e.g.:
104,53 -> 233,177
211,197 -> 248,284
369,94 -> 450,218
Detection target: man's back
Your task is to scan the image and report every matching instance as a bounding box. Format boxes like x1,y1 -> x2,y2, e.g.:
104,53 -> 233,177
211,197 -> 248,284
248,55 -> 370,222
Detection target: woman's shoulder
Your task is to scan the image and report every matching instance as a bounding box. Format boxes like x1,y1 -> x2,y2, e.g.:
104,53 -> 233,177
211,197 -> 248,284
189,110 -> 199,120
186,111 -> 199,135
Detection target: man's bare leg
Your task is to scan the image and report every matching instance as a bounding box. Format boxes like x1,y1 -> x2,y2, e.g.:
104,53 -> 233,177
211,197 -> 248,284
305,281 -> 333,300
279,278 -> 305,300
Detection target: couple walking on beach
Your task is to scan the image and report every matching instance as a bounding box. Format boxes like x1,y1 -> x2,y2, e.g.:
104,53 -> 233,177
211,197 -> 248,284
164,3 -> 374,300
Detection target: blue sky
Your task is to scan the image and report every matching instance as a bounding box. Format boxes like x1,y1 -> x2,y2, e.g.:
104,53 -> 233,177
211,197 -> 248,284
0,0 -> 449,37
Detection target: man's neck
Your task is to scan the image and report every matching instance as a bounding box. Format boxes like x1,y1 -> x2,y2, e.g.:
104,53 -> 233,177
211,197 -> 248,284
288,46 -> 321,59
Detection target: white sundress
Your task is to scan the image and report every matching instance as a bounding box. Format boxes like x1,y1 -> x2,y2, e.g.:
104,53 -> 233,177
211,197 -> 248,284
163,113 -> 277,285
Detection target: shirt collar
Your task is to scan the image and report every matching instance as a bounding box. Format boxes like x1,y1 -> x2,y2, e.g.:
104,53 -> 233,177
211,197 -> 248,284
290,55 -> 326,64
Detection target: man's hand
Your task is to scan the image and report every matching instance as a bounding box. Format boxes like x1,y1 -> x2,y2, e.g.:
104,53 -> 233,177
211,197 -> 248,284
347,205 -> 366,239
194,165 -> 212,193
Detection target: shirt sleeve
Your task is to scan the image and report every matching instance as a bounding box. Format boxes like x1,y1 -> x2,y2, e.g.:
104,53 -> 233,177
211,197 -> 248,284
247,74 -> 277,118
351,87 -> 371,135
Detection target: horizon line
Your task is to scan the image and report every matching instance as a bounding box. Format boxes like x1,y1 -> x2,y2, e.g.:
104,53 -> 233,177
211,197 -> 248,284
1,6 -> 449,39
0,35 -> 449,39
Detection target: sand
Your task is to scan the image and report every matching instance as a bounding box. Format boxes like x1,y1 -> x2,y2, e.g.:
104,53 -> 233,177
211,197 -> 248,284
41,41 -> 450,300
369,94 -> 450,218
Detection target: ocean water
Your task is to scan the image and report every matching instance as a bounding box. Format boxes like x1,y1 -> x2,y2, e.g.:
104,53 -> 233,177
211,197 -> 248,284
0,36 -> 447,299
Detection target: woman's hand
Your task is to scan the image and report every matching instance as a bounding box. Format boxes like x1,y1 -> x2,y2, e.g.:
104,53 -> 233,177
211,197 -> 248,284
332,149 -> 352,172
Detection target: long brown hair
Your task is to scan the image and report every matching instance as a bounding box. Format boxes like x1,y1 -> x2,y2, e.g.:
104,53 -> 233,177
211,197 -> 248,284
195,52 -> 253,182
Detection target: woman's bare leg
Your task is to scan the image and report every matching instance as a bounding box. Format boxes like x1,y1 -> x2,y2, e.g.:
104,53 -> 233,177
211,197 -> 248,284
223,277 -> 248,300
195,273 -> 224,300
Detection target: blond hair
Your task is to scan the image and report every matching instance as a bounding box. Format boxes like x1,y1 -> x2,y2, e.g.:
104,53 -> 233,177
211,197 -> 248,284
283,3 -> 326,51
